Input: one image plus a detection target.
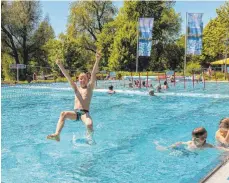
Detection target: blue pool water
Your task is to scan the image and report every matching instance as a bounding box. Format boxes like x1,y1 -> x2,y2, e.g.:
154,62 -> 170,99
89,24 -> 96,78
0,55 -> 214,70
2,81 -> 229,183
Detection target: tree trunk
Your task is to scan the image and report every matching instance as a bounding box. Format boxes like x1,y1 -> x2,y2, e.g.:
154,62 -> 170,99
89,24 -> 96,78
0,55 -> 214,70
1,26 -> 20,64
22,29 -> 28,80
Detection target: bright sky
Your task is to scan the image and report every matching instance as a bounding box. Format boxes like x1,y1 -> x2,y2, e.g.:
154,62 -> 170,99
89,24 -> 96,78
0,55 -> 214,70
41,1 -> 226,37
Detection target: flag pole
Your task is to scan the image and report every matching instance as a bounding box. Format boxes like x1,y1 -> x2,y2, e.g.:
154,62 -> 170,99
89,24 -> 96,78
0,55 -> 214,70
184,12 -> 187,77
136,18 -> 139,73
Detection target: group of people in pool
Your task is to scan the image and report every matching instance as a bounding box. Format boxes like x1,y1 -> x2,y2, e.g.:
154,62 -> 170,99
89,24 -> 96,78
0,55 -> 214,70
170,118 -> 229,151
148,80 -> 169,96
128,79 -> 150,88
107,79 -> 169,96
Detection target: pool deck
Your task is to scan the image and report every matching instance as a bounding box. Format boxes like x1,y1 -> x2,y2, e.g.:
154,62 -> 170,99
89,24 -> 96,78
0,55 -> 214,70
200,156 -> 229,183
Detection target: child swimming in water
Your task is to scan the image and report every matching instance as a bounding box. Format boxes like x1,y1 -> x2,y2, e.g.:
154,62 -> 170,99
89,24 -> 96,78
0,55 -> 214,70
155,127 -> 229,151
47,51 -> 101,143
149,90 -> 155,96
171,127 -> 213,150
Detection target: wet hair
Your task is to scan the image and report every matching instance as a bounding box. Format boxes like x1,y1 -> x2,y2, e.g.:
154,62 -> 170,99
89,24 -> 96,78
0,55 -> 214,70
78,73 -> 88,79
192,127 -> 207,138
149,90 -> 154,96
164,81 -> 167,85
77,73 -> 89,84
219,118 -> 229,129
142,81 -> 146,86
109,85 -> 113,90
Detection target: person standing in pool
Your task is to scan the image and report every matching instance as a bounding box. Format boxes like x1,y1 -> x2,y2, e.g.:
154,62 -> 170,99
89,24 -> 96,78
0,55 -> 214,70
47,51 -> 101,142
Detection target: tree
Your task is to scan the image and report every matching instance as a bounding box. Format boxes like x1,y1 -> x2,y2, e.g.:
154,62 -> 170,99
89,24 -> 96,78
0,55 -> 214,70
202,2 -> 229,62
107,1 -> 140,71
65,1 -> 117,72
68,1 -> 117,53
96,21 -> 116,70
163,43 -> 184,71
28,16 -> 55,74
1,1 -> 41,66
43,33 -> 94,77
1,53 -> 16,81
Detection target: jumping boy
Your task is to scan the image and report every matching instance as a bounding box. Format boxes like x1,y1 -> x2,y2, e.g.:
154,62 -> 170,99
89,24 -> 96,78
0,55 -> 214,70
47,51 -> 101,142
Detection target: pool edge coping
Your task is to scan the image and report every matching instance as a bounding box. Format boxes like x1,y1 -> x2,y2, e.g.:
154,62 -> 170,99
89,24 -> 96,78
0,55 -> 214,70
199,155 -> 229,183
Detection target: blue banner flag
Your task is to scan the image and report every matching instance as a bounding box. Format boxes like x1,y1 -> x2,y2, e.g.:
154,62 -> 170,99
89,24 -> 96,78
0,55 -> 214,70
138,40 -> 152,57
138,18 -> 154,56
187,13 -> 203,55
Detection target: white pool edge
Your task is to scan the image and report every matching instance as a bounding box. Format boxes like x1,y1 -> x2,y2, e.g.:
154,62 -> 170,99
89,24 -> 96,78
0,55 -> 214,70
199,156 -> 229,183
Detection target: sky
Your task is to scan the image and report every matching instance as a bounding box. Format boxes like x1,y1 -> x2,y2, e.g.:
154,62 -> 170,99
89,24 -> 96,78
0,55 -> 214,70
40,1 -> 226,37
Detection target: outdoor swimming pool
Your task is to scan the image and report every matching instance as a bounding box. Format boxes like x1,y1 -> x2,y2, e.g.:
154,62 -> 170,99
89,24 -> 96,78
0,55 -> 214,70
2,82 -> 229,183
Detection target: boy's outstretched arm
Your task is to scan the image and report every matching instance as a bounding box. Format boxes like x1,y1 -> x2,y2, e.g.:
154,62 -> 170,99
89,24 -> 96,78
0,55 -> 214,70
170,142 -> 184,148
90,51 -> 102,88
56,59 -> 78,93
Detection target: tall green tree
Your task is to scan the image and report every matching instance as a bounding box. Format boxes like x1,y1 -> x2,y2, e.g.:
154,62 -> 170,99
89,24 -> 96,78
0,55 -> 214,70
68,1 -> 117,52
1,1 -> 41,65
28,16 -> 55,74
107,1 -> 140,71
202,2 -> 229,62
96,21 -> 116,70
66,1 -> 117,72
43,34 -> 93,77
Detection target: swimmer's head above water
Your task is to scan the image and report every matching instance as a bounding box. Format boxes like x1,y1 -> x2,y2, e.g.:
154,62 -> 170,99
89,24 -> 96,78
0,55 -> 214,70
149,90 -> 155,96
108,85 -> 114,91
192,127 -> 207,146
108,85 -> 115,94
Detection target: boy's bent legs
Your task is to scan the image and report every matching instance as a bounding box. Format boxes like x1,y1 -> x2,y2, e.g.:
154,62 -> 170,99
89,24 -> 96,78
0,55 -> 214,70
47,111 -> 76,141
